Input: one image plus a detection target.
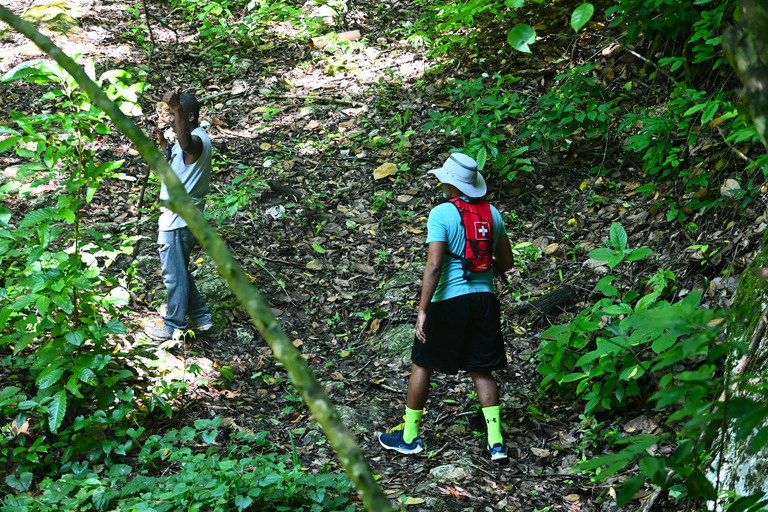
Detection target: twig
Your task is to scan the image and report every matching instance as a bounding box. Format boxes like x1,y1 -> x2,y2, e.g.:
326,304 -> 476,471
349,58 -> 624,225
262,92 -> 364,107
430,442 -> 451,457
352,357 -> 375,377
200,88 -> 247,103
637,471 -> 673,512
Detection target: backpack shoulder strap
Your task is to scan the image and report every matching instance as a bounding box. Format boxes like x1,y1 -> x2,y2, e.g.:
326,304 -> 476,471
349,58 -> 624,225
445,198 -> 466,262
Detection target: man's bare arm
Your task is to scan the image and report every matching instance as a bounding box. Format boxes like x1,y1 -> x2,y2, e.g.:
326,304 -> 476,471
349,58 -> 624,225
493,233 -> 515,276
164,89 -> 202,162
415,241 -> 446,343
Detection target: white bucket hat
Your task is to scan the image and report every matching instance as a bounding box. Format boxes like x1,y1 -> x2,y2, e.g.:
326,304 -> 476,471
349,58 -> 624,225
428,153 -> 487,198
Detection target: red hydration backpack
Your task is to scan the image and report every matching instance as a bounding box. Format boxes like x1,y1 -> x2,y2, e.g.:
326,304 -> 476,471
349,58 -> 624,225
446,198 -> 493,279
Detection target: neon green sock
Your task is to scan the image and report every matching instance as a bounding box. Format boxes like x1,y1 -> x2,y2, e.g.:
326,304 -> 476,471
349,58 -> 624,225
403,407 -> 424,444
482,406 -> 503,446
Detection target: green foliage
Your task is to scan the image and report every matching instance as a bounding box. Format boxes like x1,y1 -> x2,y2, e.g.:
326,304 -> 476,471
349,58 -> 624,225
1,421 -> 356,512
0,54 -> 357,512
606,0 -> 703,43
535,223 -> 768,508
0,58 -> 143,455
520,63 -> 622,153
538,223 -> 694,413
206,163 -> 268,225
412,0 -> 592,54
148,0 -> 323,69
423,73 -> 533,179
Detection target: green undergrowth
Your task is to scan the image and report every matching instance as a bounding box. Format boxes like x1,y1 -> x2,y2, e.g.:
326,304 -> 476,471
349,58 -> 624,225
411,0 -> 765,231
0,57 -> 355,512
535,223 -> 768,510
2,418 -> 355,512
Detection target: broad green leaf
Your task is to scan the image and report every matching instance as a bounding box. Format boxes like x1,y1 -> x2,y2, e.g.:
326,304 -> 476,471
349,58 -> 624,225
588,248 -> 614,261
505,0 -> 525,6
36,366 -> 65,389
106,319 -> 127,334
570,3 -> 594,32
94,123 -> 111,134
626,247 -> 653,261
65,329 -> 86,346
751,425 -> 768,453
10,293 -> 38,312
0,305 -> 12,331
72,365 -> 97,385
235,495 -> 254,512
19,207 -> 56,228
726,494 -> 768,512
35,295 -> 51,316
311,243 -> 325,254
18,400 -> 38,410
202,429 -> 219,444
48,390 -> 67,433
0,126 -> 21,135
609,222 -> 627,252
0,386 -> 21,401
683,103 -> 707,116
595,276 -> 618,297
685,468 -> 717,500
507,24 -> 536,53
600,304 -> 633,316
1,59 -> 47,82
560,372 -> 587,383
5,472 -> 33,491
606,254 -> 624,269
475,145 -> 488,170
701,102 -> 719,124
0,136 -> 21,153
13,334 -> 36,355
616,474 -> 645,507
108,464 -> 133,477
98,68 -> 130,85
83,58 -> 96,81
66,375 -> 83,398
619,364 -> 644,380
86,181 -> 98,203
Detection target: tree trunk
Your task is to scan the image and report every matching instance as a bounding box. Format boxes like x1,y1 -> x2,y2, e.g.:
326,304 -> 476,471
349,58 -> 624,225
0,6 -> 394,512
713,0 -> 768,501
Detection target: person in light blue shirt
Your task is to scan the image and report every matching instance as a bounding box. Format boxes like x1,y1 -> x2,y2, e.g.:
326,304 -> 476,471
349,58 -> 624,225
379,153 -> 516,463
144,89 -> 212,341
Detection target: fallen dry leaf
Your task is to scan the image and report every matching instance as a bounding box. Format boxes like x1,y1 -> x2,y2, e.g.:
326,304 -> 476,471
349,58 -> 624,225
374,162 -> 398,180
720,178 -> 741,198
564,493 -> 581,504
10,418 -> 30,436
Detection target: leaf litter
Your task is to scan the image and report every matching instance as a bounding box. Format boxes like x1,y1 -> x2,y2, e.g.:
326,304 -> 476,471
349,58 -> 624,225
0,0 -> 764,510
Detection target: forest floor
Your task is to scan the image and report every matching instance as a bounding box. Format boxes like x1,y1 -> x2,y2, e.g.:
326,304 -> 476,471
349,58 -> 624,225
1,0 -> 765,510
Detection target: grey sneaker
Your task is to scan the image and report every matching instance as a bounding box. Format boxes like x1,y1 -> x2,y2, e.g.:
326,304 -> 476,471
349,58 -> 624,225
190,320 -> 213,332
144,320 -> 174,341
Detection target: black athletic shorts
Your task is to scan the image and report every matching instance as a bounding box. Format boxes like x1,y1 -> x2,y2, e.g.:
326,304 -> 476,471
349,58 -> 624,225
411,292 -> 507,374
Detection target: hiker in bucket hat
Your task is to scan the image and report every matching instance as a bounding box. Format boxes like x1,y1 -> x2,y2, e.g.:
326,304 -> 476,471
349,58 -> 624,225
378,153 -> 516,463
429,152 -> 487,198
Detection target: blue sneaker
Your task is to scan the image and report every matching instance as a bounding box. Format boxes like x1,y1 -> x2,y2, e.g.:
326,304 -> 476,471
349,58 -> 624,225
379,430 -> 424,454
487,442 -> 509,463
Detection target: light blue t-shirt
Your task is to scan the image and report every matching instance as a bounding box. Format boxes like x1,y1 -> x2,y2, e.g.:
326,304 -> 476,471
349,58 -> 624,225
158,126 -> 212,234
426,197 -> 506,302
